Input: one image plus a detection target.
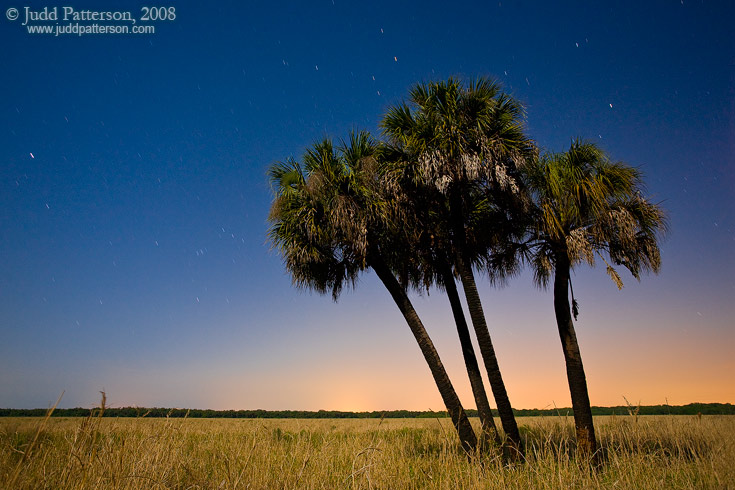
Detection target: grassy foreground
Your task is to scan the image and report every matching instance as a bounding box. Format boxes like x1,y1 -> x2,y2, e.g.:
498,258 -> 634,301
1,414 -> 733,489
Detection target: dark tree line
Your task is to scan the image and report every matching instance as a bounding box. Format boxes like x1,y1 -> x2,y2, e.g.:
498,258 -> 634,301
2,403 -> 732,418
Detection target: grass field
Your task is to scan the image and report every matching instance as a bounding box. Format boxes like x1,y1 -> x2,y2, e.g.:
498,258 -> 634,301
1,414 -> 733,489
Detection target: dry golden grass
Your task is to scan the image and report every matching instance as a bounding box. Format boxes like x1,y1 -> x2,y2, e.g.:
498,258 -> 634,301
1,413 -> 733,489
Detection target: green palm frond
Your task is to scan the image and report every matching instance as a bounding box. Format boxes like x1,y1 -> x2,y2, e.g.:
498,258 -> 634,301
377,76 -> 536,293
523,139 -> 667,292
267,130 -> 407,301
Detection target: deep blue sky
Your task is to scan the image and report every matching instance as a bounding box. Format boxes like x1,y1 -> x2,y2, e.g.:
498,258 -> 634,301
1,0 -> 733,410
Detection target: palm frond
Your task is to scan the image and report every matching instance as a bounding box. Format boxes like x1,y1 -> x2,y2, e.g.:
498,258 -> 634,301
522,139 -> 666,290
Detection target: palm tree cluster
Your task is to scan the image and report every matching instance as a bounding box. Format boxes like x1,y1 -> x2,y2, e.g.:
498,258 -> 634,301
267,77 -> 667,460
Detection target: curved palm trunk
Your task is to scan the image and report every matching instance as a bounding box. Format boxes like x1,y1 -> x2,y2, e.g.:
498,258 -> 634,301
553,252 -> 598,459
455,255 -> 522,449
449,190 -> 521,449
368,252 -> 477,453
440,264 -> 501,447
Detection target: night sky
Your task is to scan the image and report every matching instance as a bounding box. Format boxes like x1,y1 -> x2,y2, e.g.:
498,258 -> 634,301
2,0 -> 733,411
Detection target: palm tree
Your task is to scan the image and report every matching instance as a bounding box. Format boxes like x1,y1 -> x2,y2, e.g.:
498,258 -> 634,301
268,132 -> 477,452
522,140 -> 667,458
382,78 -> 534,448
380,145 -> 501,447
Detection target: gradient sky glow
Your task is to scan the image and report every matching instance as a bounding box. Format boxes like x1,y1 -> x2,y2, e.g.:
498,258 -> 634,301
1,0 -> 733,411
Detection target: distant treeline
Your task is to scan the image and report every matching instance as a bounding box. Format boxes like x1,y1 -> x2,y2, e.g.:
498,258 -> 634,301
1,403 -> 733,418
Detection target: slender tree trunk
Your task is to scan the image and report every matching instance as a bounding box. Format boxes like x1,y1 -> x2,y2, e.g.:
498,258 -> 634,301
553,252 -> 598,459
448,190 -> 522,449
455,254 -> 522,448
368,252 -> 477,453
440,263 -> 501,447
